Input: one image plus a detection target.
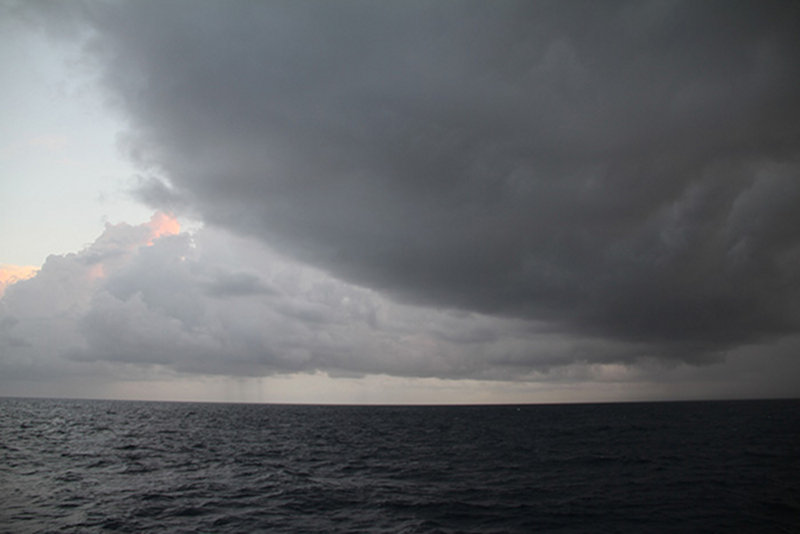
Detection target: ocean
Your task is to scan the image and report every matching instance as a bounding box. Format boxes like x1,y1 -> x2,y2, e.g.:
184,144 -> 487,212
1,398 -> 798,533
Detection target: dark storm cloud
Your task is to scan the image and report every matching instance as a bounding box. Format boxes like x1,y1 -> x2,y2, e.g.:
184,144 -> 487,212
41,1 -> 800,362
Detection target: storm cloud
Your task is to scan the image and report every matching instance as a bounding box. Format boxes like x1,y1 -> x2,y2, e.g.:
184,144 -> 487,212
15,1 -> 800,373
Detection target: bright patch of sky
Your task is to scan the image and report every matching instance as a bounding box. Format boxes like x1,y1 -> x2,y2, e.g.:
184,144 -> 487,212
0,17 -> 151,266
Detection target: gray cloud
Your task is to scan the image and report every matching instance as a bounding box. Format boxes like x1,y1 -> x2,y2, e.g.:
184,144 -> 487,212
21,1 -> 800,367
2,216 -> 799,400
202,271 -> 275,298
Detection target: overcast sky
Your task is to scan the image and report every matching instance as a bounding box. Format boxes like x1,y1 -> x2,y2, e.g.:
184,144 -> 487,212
2,0 -> 799,403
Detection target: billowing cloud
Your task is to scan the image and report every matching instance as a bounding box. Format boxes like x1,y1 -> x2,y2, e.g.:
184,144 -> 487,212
145,211 -> 180,241
6,1 -> 800,398
0,213 -> 577,383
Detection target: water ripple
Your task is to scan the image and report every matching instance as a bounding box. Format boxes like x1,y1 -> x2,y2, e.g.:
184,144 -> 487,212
1,398 -> 798,532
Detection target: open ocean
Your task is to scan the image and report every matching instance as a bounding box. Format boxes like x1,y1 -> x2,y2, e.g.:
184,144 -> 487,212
1,398 -> 798,533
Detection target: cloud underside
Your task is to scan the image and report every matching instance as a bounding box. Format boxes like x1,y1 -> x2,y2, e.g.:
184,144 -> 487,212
7,1 -> 800,383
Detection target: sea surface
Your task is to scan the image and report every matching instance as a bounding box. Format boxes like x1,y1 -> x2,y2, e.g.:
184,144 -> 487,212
1,398 -> 798,533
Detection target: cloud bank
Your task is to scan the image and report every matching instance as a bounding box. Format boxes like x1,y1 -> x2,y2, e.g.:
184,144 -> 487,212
3,214 -> 799,401
1,214 -> 647,385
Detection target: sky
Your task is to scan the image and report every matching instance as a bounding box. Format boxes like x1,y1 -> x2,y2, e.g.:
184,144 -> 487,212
1,0 -> 800,404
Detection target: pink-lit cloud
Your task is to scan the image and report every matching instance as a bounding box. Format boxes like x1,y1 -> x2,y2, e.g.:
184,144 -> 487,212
146,212 -> 180,242
0,264 -> 38,298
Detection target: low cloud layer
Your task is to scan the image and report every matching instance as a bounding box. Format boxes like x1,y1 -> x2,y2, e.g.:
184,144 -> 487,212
7,1 -> 800,393
0,214 -> 649,385
3,215 -> 799,400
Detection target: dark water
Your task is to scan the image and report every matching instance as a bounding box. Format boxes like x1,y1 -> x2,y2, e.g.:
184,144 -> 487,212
1,398 -> 798,533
